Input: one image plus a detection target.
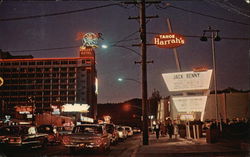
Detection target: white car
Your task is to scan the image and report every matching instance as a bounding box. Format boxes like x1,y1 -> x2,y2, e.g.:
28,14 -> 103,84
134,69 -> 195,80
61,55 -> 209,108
124,126 -> 133,137
116,126 -> 127,141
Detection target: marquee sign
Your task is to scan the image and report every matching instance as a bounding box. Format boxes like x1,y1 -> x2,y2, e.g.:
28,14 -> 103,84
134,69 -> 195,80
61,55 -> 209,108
61,103 -> 90,113
172,96 -> 207,112
154,33 -> 185,48
162,70 -> 212,92
15,106 -> 34,114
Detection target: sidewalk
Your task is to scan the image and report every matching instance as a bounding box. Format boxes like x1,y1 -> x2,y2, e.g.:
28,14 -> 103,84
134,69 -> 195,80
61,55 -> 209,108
132,134 -> 250,157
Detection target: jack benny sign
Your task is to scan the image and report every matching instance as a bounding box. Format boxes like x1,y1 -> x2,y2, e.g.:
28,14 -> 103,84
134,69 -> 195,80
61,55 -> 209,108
154,33 -> 185,48
162,70 -> 213,92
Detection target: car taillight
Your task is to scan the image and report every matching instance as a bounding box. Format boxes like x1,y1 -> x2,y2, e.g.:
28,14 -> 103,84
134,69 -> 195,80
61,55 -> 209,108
9,137 -> 21,143
95,138 -> 102,145
48,135 -> 55,141
62,136 -> 71,145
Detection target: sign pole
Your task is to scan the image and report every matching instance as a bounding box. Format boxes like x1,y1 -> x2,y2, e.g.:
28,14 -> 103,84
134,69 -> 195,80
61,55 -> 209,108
166,18 -> 181,72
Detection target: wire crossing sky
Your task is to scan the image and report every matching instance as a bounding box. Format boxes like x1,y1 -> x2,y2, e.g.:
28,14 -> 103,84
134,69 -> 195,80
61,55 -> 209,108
0,1 -> 249,103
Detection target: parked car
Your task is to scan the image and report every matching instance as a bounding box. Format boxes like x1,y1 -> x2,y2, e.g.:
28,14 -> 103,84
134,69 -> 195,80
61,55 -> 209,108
57,126 -> 73,136
124,126 -> 133,137
0,125 -> 48,149
132,127 -> 141,134
116,126 -> 127,141
102,123 -> 118,145
37,124 -> 61,145
62,124 -> 111,153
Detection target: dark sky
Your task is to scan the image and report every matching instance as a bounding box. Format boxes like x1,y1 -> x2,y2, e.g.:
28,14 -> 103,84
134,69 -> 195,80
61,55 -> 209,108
0,0 -> 249,103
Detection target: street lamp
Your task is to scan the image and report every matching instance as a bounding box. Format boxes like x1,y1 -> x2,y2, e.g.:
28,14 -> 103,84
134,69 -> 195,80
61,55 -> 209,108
101,44 -> 141,57
200,26 -> 221,125
117,77 -> 141,84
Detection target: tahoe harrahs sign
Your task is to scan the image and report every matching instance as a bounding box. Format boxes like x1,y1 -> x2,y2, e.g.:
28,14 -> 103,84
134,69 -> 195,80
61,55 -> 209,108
162,70 -> 213,121
154,33 -> 185,48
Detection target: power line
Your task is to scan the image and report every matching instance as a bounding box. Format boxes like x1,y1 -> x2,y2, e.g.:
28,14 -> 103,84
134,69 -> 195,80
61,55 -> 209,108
5,33 -> 249,53
147,32 -> 250,40
0,3 -> 121,22
155,3 -> 250,26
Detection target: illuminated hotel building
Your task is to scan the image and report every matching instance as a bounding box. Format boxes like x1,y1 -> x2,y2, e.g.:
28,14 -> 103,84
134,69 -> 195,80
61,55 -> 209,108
0,48 -> 97,118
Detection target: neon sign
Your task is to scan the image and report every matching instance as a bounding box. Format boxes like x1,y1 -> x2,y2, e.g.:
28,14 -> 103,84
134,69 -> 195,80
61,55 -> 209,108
0,77 -> 3,87
61,103 -> 90,113
76,32 -> 102,48
154,33 -> 185,48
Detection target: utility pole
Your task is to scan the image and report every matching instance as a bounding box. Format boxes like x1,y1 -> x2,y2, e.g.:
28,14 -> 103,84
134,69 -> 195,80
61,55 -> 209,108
127,0 -> 159,145
140,0 -> 149,145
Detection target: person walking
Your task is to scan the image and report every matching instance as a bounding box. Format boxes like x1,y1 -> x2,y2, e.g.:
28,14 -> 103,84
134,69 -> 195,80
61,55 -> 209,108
167,121 -> 174,139
154,123 -> 160,140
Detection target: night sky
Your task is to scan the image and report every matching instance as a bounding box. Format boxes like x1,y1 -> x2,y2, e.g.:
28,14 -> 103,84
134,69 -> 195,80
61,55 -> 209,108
0,1 -> 249,103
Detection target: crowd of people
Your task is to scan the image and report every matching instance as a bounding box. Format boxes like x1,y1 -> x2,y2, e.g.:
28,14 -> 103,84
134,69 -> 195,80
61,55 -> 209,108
153,117 -> 249,141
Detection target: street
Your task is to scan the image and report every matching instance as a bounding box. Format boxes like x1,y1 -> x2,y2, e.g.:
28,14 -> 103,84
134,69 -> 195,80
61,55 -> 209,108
0,134 -> 141,157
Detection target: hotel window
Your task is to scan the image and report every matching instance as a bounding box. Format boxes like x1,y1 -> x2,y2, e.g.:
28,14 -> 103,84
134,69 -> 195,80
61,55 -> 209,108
28,68 -> 34,72
69,73 -> 75,77
69,61 -> 77,64
53,61 -> 60,65
36,73 -> 43,77
21,62 -> 27,65
45,61 -> 51,65
52,85 -> 59,89
68,85 -> 75,89
60,91 -> 67,95
12,62 -> 19,66
61,61 -> 68,64
61,79 -> 67,83
44,85 -> 50,89
69,79 -> 75,83
37,61 -> 44,65
29,62 -> 35,65
36,68 -> 42,72
61,67 -> 67,71
69,67 -> 75,71
61,73 -> 67,77
53,68 -> 59,72
4,62 -> 11,66
68,97 -> 75,101
52,91 -> 58,95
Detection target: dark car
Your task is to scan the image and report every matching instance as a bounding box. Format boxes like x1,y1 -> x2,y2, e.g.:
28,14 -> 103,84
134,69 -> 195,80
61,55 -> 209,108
62,124 -> 111,153
37,124 -> 61,145
0,125 -> 48,149
103,123 -> 118,145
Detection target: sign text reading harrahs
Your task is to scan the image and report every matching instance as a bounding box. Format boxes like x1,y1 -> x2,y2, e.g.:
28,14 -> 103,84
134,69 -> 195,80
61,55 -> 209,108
154,33 -> 185,48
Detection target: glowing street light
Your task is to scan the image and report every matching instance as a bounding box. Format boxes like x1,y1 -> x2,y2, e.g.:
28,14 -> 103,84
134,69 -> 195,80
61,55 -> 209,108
117,77 -> 141,84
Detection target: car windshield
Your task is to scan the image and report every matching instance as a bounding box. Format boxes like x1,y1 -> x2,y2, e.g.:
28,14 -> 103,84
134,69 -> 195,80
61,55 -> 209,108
0,126 -> 29,135
73,125 -> 103,134
117,127 -> 124,131
38,125 -> 54,133
105,124 -> 114,133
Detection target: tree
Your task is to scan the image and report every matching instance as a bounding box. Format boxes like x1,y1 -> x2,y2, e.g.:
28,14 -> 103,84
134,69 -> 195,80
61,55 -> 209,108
148,89 -> 161,117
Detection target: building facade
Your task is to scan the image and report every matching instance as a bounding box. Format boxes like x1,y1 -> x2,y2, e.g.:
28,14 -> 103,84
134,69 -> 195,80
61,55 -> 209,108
0,48 -> 97,119
157,91 -> 250,122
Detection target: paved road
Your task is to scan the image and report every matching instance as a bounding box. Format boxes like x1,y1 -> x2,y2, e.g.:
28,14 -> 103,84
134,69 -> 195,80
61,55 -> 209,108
0,134 -> 141,157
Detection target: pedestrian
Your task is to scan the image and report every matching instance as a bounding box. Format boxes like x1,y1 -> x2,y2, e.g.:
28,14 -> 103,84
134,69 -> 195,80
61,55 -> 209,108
167,121 -> 174,139
173,120 -> 179,139
154,123 -> 160,140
